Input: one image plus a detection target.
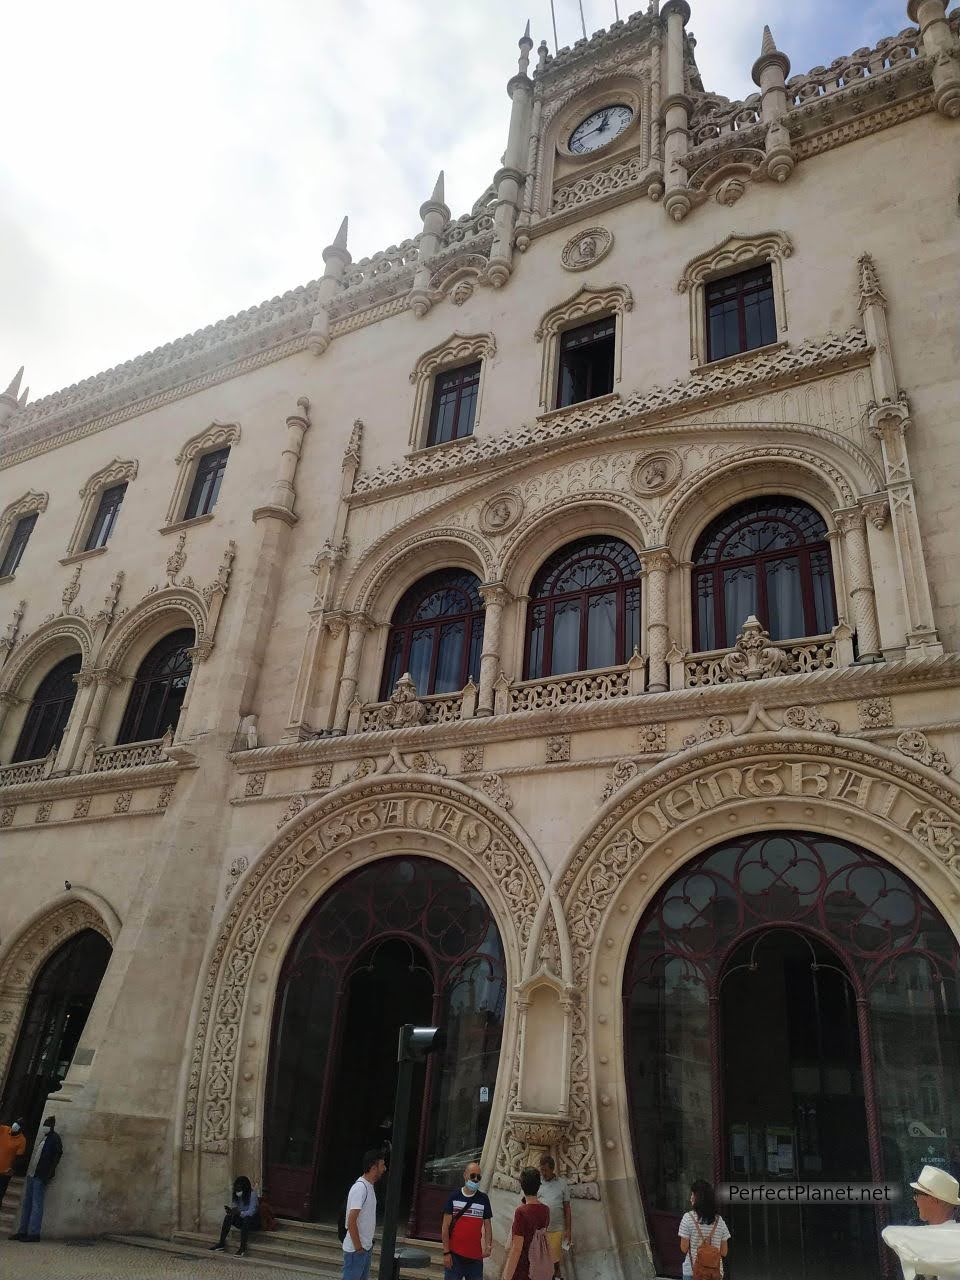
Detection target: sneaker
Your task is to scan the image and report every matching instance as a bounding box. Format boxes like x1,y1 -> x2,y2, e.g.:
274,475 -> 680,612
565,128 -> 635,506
237,1247 -> 247,1257
209,1242 -> 227,1252
8,1233 -> 25,1241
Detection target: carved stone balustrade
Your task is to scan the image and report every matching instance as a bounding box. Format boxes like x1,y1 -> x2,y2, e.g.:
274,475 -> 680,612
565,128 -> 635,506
354,676 -> 477,734
785,28 -> 921,106
0,755 -> 52,788
499,655 -> 645,715
680,623 -> 849,690
86,736 -> 170,772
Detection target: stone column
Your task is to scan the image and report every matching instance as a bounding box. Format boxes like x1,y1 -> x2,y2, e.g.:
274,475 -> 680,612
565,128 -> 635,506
408,173 -> 451,318
70,669 -> 123,770
334,613 -> 374,732
908,0 -> 960,119
751,25 -> 795,183
833,508 -> 882,662
488,23 -> 534,286
307,218 -> 351,355
642,548 -> 675,693
660,0 -> 693,222
0,689 -> 22,742
477,584 -> 510,717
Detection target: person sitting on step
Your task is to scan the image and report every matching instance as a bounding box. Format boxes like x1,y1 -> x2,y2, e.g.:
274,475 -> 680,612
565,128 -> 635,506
210,1175 -> 261,1257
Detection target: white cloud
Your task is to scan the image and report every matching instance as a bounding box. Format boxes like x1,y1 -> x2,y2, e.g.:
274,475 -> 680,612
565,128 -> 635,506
0,0 -> 906,398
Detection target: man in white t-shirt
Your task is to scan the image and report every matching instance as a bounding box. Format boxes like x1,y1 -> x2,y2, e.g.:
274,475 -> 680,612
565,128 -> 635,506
342,1149 -> 387,1280
538,1155 -> 572,1277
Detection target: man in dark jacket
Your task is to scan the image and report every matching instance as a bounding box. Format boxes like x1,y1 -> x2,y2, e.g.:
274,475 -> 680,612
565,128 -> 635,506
9,1115 -> 63,1242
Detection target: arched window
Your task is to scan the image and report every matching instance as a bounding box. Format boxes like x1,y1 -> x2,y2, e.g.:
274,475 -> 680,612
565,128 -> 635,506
525,536 -> 642,679
692,497 -> 837,652
12,654 -> 82,763
117,628 -> 194,744
380,570 -> 484,699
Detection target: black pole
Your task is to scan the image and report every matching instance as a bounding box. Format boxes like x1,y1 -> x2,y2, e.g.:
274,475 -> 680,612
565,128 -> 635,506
378,1024 -> 415,1280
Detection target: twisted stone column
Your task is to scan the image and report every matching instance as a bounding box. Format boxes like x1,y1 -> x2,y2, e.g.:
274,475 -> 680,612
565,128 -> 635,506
334,613 -> 374,732
833,509 -> 882,662
477,584 -> 510,717
642,548 -> 675,693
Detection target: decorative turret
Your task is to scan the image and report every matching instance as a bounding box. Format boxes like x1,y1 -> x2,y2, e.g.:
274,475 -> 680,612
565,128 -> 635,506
752,25 -> 796,184
660,0 -> 694,222
307,217 -> 352,356
487,20 -> 535,287
408,171 -> 451,318
908,0 -> 960,118
0,367 -> 28,431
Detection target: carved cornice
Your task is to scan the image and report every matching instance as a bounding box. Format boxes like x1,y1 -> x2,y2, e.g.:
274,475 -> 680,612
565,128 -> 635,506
78,457 -> 138,499
410,333 -> 496,384
351,327 -> 870,501
0,757 -> 183,806
226,653 -> 960,776
678,231 -> 793,292
0,490 -> 48,544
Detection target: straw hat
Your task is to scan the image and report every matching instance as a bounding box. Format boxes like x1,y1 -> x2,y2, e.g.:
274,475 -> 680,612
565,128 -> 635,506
911,1165 -> 960,1207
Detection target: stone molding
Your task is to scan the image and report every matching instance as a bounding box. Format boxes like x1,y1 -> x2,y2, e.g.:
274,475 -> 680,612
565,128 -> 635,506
165,422 -> 240,526
407,333 -> 496,448
181,775 -> 548,1156
351,326 -> 871,501
65,458 -> 138,557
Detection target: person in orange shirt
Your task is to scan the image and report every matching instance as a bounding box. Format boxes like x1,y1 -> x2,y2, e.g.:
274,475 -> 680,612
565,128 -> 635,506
0,1119 -> 27,1209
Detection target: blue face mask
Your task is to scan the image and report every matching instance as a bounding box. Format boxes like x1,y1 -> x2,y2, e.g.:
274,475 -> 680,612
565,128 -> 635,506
465,1179 -> 480,1192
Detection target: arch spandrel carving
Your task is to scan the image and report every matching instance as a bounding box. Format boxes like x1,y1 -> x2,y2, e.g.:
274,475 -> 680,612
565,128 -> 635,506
553,734 -> 960,1194
0,897 -> 115,1091
0,616 -> 94,696
181,776 -> 549,1169
341,528 -> 496,617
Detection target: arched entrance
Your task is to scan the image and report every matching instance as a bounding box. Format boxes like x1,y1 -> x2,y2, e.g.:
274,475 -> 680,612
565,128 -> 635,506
0,929 -> 112,1141
623,832 -> 960,1280
265,856 -> 507,1237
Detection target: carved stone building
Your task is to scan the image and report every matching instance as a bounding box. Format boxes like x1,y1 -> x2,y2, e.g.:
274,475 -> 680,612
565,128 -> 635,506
1,4 -> 959,1278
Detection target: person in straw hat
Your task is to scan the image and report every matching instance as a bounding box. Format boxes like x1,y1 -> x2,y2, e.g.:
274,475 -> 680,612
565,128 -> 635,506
882,1165 -> 960,1280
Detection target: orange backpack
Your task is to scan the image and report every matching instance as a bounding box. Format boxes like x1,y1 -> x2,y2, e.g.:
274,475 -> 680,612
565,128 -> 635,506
692,1217 -> 722,1280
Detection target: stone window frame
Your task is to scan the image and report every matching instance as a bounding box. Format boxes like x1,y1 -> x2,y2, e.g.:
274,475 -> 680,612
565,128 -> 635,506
408,333 -> 496,451
535,283 -> 633,412
163,421 -> 240,531
678,231 -> 793,368
63,459 -> 138,562
0,490 -> 48,583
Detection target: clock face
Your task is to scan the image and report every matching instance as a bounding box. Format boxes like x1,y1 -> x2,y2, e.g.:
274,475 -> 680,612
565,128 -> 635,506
568,104 -> 634,155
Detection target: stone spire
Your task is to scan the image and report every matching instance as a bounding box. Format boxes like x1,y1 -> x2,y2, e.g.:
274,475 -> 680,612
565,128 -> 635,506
518,19 -> 533,76
308,218 -> 352,355
487,21 -> 535,285
761,25 -> 776,57
752,23 -> 791,85
0,366 -> 26,430
408,172 -> 451,318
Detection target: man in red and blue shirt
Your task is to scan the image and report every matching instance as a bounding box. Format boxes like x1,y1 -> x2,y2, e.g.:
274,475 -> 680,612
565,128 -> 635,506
441,1160 -> 493,1280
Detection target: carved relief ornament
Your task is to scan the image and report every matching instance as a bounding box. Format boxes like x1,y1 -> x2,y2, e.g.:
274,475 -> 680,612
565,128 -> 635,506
630,450 -> 682,497
561,227 -> 614,272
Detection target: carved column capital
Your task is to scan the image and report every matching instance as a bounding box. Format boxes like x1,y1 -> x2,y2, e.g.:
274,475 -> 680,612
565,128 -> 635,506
859,496 -> 890,531
479,582 -> 512,609
640,548 -> 676,576
832,507 -> 867,537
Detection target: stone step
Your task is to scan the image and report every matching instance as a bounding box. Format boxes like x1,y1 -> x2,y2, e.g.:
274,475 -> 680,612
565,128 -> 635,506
110,1234 -> 337,1277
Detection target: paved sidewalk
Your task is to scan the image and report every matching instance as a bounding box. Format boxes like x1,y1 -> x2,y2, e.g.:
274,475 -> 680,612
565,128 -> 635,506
0,1238 -> 314,1278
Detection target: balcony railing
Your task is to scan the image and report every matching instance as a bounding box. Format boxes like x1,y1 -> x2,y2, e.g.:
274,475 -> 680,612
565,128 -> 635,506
676,619 -> 852,690
87,738 -> 168,772
0,756 -> 51,787
498,657 -> 644,715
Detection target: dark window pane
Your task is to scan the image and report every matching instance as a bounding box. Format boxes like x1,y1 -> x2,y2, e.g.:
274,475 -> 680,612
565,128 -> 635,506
705,265 -> 776,362
1,513 -> 38,577
810,548 -> 837,635
765,555 -> 804,641
722,564 -> 758,646
695,572 -> 717,651
527,604 -> 546,680
12,654 -> 82,762
551,598 -> 581,675
184,448 -> 229,519
625,586 -> 641,657
84,484 -> 127,551
586,591 -> 617,669
557,318 -> 616,408
427,363 -> 481,447
117,628 -> 194,743
380,569 -> 484,698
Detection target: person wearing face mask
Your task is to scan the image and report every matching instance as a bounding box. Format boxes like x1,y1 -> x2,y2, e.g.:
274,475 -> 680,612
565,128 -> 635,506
441,1160 -> 493,1280
9,1115 -> 63,1242
0,1118 -> 27,1209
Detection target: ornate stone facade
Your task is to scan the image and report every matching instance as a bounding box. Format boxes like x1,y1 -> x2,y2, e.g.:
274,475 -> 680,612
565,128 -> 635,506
0,5 -> 958,1279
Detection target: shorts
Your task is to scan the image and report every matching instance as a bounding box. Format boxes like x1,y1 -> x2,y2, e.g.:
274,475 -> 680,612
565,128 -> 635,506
547,1231 -> 564,1264
444,1252 -> 484,1280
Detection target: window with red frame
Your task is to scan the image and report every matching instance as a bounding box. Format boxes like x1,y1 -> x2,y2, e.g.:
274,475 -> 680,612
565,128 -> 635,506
426,363 -> 481,447
380,570 -> 484,699
705,264 -> 777,362
524,537 -> 642,680
692,497 -> 837,652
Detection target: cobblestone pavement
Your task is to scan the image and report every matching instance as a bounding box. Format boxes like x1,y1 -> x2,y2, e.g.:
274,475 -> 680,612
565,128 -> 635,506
0,1238 -> 313,1278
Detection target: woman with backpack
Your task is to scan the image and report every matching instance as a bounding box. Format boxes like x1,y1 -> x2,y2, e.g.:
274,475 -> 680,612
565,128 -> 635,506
503,1167 -> 552,1280
678,1179 -> 731,1280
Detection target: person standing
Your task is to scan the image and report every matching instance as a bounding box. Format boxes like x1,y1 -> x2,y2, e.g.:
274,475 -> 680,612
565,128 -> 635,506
0,1118 -> 27,1209
678,1180 -> 730,1280
502,1167 -> 551,1280
209,1175 -> 261,1257
441,1159 -> 493,1280
882,1165 -> 960,1280
343,1149 -> 387,1280
9,1115 -> 63,1243
537,1156 -> 571,1278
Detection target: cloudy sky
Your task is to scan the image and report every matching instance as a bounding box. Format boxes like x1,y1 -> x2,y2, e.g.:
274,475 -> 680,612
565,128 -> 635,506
2,0 -> 906,400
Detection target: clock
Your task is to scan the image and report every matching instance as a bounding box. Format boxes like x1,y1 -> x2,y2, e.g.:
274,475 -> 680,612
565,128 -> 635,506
568,104 -> 634,155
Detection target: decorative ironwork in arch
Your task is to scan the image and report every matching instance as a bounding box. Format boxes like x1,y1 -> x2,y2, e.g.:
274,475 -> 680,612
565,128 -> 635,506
692,496 -> 836,651
623,832 -> 960,1280
380,569 -> 484,699
525,536 -> 642,679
